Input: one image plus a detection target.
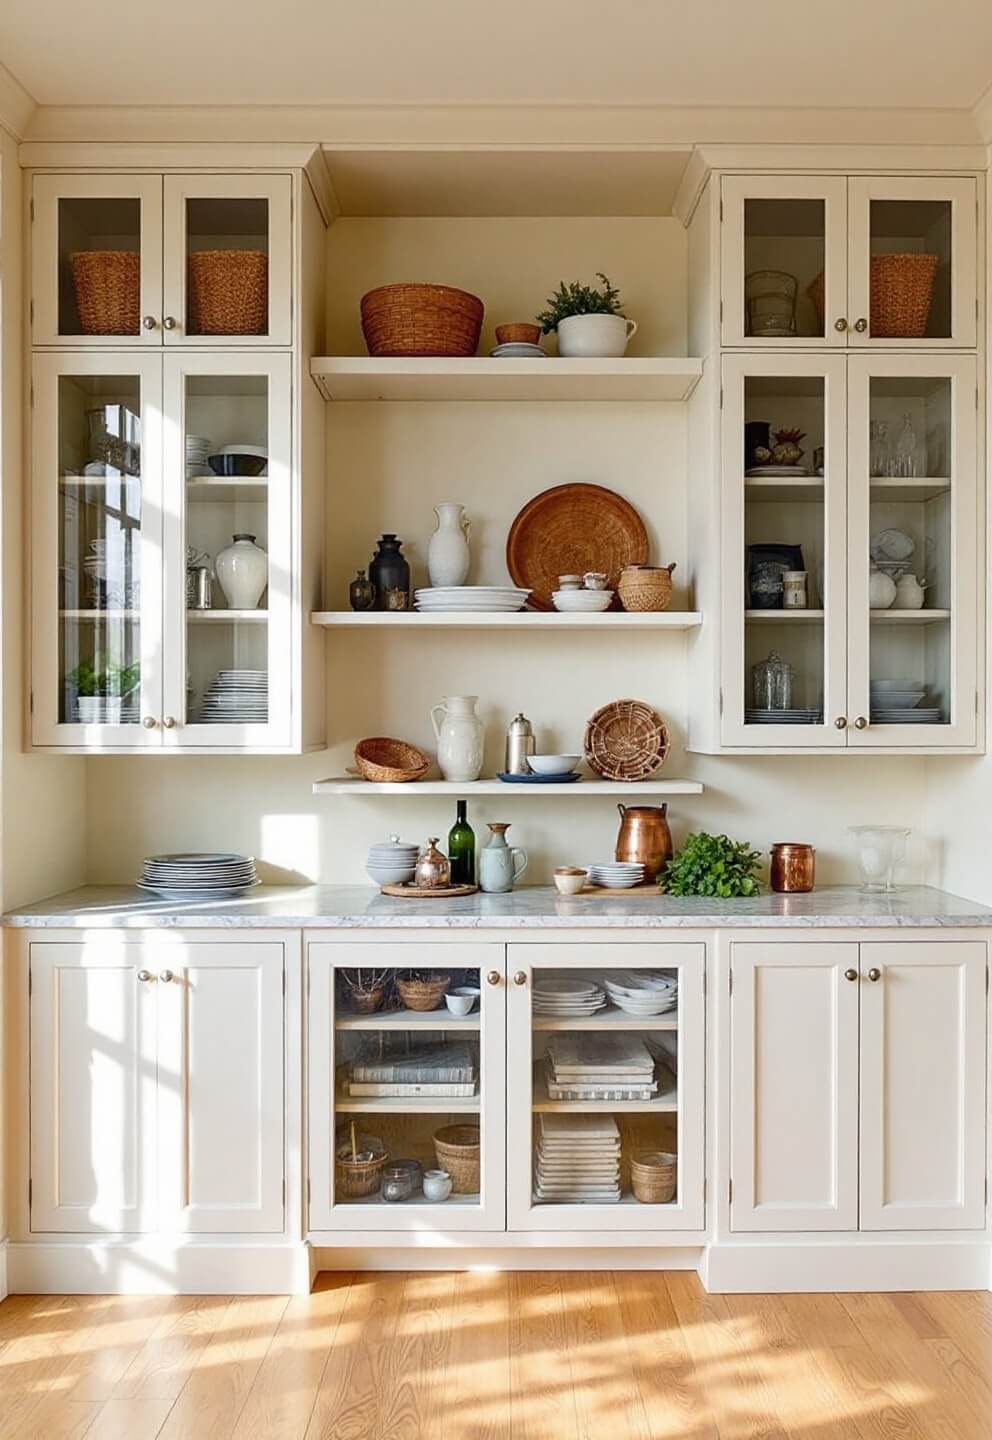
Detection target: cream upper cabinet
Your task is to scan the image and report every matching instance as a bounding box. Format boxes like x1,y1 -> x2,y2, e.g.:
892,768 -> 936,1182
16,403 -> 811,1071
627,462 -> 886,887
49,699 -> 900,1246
721,174 -> 977,349
32,173 -> 292,348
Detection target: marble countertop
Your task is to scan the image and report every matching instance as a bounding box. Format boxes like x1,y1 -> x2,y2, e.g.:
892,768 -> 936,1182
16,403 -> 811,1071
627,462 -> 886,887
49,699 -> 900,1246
4,884 -> 992,928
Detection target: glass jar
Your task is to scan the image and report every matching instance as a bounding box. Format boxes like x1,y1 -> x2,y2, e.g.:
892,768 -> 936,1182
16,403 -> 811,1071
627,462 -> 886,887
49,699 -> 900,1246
782,570 -> 808,609
745,269 -> 798,337
349,568 -> 375,611
752,651 -> 794,711
381,1166 -> 414,1203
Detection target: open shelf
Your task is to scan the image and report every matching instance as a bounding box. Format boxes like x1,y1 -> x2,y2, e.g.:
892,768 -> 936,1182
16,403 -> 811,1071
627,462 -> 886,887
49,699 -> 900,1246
870,609 -> 950,624
745,476 -> 824,503
310,356 -> 703,403
335,1088 -> 480,1114
314,777 -> 704,796
532,1009 -> 679,1032
335,1008 -> 480,1031
186,609 -> 268,624
869,477 -> 951,502
333,1191 -> 479,1209
531,1063 -> 677,1113
186,477 -> 269,504
312,610 -> 702,631
745,609 -> 824,622
59,609 -> 137,620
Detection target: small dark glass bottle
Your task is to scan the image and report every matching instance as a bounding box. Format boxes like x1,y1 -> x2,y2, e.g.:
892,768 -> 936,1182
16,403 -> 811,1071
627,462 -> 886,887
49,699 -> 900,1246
349,569 -> 375,611
448,801 -> 476,885
369,534 -> 411,611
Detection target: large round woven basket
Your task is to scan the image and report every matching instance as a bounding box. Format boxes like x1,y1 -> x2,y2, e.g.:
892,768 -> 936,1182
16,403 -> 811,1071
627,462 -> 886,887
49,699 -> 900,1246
869,253 -> 939,338
360,284 -> 484,357
433,1124 -> 481,1193
354,737 -> 430,784
584,699 -> 669,782
71,251 -> 140,335
187,250 -> 268,335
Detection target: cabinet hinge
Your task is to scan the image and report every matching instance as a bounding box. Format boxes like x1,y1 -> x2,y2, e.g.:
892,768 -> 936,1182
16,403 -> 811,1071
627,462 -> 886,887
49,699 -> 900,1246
28,967 -> 32,996
719,688 -> 724,716
719,197 -> 724,221
719,299 -> 724,323
28,1178 -> 32,1209
282,970 -> 286,997
985,964 -> 989,996
719,386 -> 724,409
282,1179 -> 286,1205
29,197 -> 34,222
977,385 -> 980,410
29,382 -> 34,409
29,298 -> 34,324
307,1178 -> 311,1203
29,691 -> 34,715
728,1178 -> 733,1204
728,967 -> 733,995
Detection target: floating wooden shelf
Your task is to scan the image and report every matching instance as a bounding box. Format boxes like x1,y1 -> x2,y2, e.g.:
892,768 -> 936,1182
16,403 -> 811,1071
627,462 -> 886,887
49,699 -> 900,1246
312,610 -> 702,631
310,356 -> 703,403
314,777 -> 704,797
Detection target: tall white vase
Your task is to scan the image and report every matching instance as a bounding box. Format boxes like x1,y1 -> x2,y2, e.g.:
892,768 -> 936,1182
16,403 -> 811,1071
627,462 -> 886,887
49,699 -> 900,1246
427,503 -> 470,587
216,533 -> 268,610
430,695 -> 484,782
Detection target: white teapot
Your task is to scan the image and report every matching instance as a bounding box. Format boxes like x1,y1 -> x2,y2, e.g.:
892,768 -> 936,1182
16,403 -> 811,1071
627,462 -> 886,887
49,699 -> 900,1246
868,568 -> 897,610
893,573 -> 927,610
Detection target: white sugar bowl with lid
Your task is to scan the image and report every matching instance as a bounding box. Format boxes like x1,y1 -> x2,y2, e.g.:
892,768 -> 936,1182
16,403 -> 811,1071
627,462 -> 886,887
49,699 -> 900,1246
366,835 -> 419,886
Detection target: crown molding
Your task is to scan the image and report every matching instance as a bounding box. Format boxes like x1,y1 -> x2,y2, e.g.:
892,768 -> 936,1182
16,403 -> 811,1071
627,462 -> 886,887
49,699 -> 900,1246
973,78 -> 992,145
0,63 -> 36,141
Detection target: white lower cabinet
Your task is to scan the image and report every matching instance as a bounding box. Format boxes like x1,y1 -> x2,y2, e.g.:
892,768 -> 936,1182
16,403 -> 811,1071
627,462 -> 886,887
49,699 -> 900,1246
29,939 -> 285,1235
730,939 -> 987,1234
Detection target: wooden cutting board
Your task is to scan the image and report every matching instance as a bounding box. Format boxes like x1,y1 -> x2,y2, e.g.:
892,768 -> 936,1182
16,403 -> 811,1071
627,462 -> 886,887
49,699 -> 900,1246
380,883 -> 479,898
569,884 -> 660,898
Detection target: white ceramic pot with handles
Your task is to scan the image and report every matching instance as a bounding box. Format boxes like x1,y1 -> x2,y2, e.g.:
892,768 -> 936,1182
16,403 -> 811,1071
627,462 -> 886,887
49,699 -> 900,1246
430,695 -> 484,782
427,502 -> 471,587
556,313 -> 638,358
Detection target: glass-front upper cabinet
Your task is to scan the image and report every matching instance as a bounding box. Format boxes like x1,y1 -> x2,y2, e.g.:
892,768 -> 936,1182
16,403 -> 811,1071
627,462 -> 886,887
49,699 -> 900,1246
32,352 -> 164,747
846,353 -> 978,748
722,174 -> 978,349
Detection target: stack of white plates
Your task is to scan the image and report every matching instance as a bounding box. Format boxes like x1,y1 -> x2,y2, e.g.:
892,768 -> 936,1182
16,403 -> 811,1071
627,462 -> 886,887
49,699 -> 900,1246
366,837 -> 419,886
870,679 -> 927,710
415,586 -> 531,613
532,977 -> 607,1017
137,852 -> 258,897
588,862 -> 645,889
553,590 -> 613,613
746,708 -> 823,725
603,971 -> 679,1017
490,342 -> 546,358
534,1114 -> 620,1204
871,708 -> 944,725
198,670 -> 268,724
185,434 -> 211,479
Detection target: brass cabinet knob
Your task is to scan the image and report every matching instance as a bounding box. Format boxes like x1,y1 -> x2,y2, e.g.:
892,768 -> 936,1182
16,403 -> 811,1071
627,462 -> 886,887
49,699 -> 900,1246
142,716 -> 157,729
868,967 -> 882,982
853,317 -> 868,333
162,315 -> 177,330
854,716 -> 868,730
834,716 -> 848,729
142,315 -> 158,330
834,317 -> 848,332
844,968 -> 858,981
137,969 -> 153,982
159,970 -> 174,983
162,716 -> 176,729
513,971 -> 528,986
486,970 -> 501,986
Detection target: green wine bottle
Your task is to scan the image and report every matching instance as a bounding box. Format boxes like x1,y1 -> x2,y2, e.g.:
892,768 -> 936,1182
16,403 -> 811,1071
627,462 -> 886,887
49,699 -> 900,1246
448,801 -> 476,885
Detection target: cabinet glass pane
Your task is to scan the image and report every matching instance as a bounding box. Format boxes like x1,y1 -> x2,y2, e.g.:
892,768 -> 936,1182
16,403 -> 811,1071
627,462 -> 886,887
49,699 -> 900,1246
57,198 -> 142,338
530,968 -> 679,1210
332,967 -> 484,1211
58,375 -> 143,725
744,199 -> 825,339
743,375 -> 826,727
183,375 -> 269,725
185,198 -> 269,337
868,376 -> 952,725
869,201 -> 952,340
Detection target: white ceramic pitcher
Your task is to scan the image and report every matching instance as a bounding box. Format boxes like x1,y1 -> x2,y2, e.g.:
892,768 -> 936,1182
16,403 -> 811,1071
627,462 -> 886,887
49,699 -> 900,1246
427,503 -> 471,587
430,695 -> 484,782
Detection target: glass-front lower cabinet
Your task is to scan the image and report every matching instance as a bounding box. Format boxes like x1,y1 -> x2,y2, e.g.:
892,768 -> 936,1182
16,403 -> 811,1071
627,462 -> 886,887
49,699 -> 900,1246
31,350 -> 293,749
506,944 -> 705,1232
307,944 -> 507,1232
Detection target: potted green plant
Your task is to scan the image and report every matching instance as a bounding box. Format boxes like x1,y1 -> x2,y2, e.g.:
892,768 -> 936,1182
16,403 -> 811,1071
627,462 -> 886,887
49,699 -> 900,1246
661,832 -> 762,898
536,273 -> 638,357
69,658 -> 140,725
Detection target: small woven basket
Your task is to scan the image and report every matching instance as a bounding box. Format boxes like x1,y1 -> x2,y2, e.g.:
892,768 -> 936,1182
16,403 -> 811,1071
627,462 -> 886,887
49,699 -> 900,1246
433,1124 -> 481,1193
71,251 -> 140,335
618,563 -> 676,613
335,1128 -> 388,1199
354,737 -> 430,784
870,253 -> 939,338
187,250 -> 268,335
584,700 -> 669,782
396,974 -> 451,1012
630,1149 -> 677,1204
495,322 -> 542,345
344,981 -> 390,1014
360,284 -> 484,357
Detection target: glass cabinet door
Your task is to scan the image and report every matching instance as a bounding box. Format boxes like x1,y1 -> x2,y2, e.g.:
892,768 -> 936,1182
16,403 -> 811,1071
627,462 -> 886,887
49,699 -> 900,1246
848,177 -> 978,348
31,352 -> 164,747
847,354 -> 978,748
307,944 -> 506,1233
506,945 -> 704,1232
720,352 -> 849,748
721,175 -> 848,347
162,353 -> 292,747
32,175 -> 163,347
162,176 -> 292,346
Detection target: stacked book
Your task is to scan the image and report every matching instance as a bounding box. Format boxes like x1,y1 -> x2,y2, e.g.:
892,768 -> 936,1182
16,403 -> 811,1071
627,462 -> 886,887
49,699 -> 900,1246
534,1113 -> 620,1203
347,1041 -> 477,1099
544,1034 -> 658,1102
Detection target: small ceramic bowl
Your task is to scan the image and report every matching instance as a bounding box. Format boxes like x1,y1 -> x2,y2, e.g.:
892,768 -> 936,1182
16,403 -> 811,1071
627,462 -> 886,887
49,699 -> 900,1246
583,572 -> 609,590
557,573 -> 583,590
445,991 -> 477,1017
366,863 -> 417,886
554,867 -> 589,896
528,754 -> 581,776
423,1168 -> 453,1202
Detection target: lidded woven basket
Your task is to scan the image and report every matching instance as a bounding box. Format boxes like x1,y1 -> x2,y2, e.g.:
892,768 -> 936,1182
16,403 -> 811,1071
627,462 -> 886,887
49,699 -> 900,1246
360,283 -> 484,357
584,699 -> 669,782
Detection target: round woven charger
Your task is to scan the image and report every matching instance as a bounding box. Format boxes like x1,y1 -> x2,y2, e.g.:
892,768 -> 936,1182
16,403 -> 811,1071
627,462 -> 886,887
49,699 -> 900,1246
584,699 -> 669,781
506,483 -> 649,611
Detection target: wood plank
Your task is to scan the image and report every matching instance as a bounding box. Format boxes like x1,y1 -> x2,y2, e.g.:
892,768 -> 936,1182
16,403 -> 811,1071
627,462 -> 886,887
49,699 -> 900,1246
63,1296 -> 190,1403
2,1396 -> 102,1440
72,1397 -> 174,1440
613,1270 -> 718,1440
439,1271 -> 510,1440
111,1296 -> 233,1403
508,1272 -> 579,1440
561,1272 -> 651,1440
304,1273 -> 407,1440
925,1338 -> 992,1435
377,1271 -> 458,1438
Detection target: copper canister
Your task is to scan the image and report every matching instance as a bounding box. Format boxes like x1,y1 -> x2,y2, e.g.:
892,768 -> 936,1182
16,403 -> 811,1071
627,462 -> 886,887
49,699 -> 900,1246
770,843 -> 816,893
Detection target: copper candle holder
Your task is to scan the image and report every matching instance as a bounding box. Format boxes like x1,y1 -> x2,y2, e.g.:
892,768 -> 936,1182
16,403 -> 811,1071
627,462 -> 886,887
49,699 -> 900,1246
770,843 -> 816,893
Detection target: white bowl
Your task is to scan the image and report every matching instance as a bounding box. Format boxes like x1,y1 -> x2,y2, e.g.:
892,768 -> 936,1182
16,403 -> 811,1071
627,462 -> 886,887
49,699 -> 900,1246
552,591 -> 613,613
553,869 -> 588,895
445,992 -> 476,1016
528,754 -> 581,776
367,864 -> 416,885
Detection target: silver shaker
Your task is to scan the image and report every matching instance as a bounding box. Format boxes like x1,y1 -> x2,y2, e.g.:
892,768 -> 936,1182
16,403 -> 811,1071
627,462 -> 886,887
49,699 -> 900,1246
505,713 -> 536,775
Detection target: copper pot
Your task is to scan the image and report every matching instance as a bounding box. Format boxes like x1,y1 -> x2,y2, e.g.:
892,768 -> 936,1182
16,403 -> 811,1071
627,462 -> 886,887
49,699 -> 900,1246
770,843 -> 815,893
615,804 -> 673,882
415,838 -> 451,889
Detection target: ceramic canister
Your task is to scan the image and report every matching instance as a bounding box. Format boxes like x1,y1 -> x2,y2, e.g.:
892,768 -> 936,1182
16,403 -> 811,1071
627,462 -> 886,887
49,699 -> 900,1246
215,534 -> 268,610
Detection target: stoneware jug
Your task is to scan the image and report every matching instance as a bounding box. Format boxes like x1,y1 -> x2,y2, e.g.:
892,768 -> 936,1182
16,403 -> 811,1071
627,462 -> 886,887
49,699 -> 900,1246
615,803 -> 673,883
479,823 -> 528,893
893,573 -> 926,609
868,568 -> 897,610
430,695 -> 484,782
427,503 -> 471,587
556,313 -> 638,358
215,533 -> 268,610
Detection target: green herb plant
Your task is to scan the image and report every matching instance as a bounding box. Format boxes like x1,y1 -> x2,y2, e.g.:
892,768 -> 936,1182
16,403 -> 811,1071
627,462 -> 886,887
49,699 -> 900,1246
68,658 -> 140,698
536,272 -> 624,334
661,832 -> 762,898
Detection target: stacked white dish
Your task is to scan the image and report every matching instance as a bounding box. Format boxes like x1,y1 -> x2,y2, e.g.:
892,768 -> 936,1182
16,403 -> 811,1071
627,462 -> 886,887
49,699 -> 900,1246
198,670 -> 268,724
366,836 -> 419,886
588,862 -> 645,889
185,433 -> 211,479
534,1114 -> 620,1204
870,677 -> 940,723
137,852 -> 258,897
543,1033 -> 657,1101
415,586 -> 531,613
603,971 -> 679,1017
552,589 -> 613,613
532,977 -> 606,1017
490,342 -> 546,358
746,708 -> 823,725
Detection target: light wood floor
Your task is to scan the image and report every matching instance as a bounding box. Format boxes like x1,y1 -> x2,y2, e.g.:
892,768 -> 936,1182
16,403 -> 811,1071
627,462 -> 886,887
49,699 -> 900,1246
1,1273 -> 992,1438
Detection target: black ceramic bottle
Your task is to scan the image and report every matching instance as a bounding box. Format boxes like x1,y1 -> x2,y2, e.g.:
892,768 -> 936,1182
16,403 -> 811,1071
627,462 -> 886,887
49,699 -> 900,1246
369,534 -> 411,611
447,801 -> 476,885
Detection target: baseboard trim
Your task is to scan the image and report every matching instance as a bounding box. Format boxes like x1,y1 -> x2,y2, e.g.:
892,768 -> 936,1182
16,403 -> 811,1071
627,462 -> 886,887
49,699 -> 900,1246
7,1240 -> 312,1295
701,1240 -> 992,1294
313,1245 -> 704,1272
0,1237 -> 8,1301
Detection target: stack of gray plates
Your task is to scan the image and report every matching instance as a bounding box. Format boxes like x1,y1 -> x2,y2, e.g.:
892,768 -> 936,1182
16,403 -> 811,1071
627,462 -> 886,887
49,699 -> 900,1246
490,342 -> 546,358
746,708 -> 823,725
198,670 -> 268,724
871,707 -> 944,724
137,852 -> 257,897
